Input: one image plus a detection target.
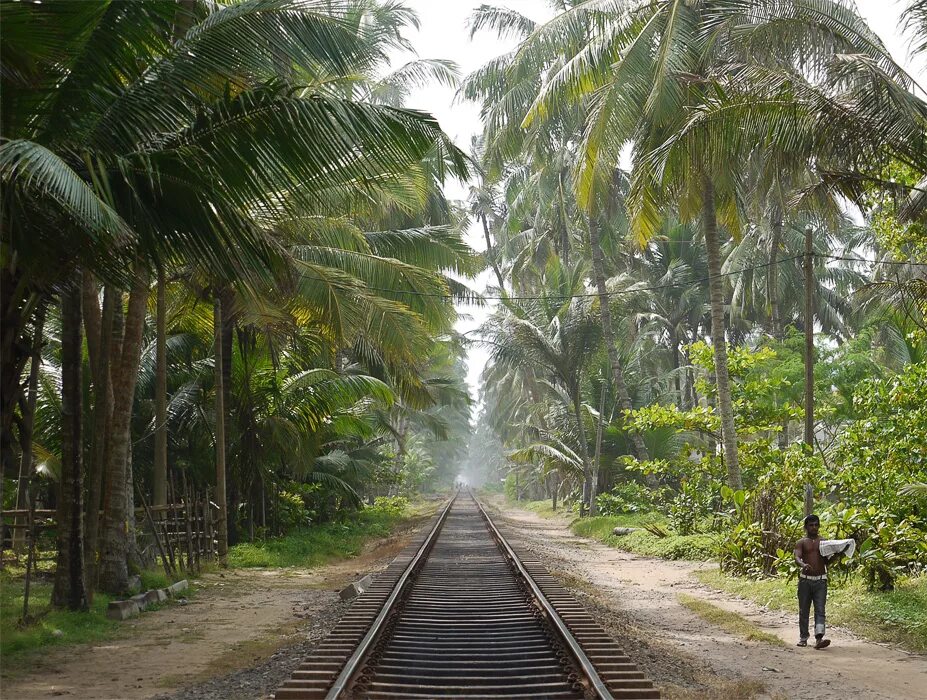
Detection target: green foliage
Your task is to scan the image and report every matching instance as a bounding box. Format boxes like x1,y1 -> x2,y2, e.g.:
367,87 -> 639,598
832,363 -> 927,519
595,481 -> 654,515
372,496 -> 410,518
275,485 -> 317,531
572,516 -> 718,561
0,577 -> 120,663
228,498 -> 414,569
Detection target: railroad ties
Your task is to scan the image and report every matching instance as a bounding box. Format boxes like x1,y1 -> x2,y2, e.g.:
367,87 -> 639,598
274,492 -> 659,700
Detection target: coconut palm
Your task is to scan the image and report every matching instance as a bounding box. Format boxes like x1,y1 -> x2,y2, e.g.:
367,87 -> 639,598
2,0 -> 469,598
516,0 -> 923,489
479,257 -> 603,511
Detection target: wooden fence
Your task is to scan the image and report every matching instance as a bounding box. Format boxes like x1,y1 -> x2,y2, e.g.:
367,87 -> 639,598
1,494 -> 220,577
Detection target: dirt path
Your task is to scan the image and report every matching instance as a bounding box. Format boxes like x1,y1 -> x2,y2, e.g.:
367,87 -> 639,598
1,526 -> 423,700
489,497 -> 927,700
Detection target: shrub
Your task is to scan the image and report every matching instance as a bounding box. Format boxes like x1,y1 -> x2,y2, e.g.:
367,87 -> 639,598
595,481 -> 653,515
371,496 -> 410,518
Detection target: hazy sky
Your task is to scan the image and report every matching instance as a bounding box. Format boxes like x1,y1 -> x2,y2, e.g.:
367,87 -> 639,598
389,0 -> 926,402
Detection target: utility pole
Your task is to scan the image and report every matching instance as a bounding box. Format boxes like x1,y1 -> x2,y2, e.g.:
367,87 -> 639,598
803,224 -> 815,517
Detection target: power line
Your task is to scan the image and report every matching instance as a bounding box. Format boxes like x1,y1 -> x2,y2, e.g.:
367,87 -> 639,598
305,253 -> 924,303
346,255 -> 806,301
817,254 -> 927,267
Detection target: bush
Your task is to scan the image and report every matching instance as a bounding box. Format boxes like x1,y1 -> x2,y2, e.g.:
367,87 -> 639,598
595,481 -> 653,515
371,496 -> 410,518
572,515 -> 719,561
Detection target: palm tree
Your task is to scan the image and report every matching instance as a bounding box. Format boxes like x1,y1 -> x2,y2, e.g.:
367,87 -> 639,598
480,258 -> 603,512
50,279 -> 88,610
2,0 -> 469,595
518,0 -> 922,488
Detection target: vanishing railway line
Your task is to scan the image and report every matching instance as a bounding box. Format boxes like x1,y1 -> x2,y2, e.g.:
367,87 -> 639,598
274,492 -> 658,699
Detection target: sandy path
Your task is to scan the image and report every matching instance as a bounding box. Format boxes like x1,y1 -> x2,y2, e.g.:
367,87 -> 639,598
490,498 -> 927,700
0,527 -> 422,700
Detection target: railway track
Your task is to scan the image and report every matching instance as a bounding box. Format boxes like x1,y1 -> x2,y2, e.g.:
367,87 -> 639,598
274,492 -> 658,699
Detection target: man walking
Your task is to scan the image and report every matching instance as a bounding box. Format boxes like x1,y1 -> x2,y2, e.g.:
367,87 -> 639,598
794,514 -> 831,649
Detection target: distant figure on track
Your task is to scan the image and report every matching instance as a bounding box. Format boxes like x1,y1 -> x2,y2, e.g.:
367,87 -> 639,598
793,514 -> 851,649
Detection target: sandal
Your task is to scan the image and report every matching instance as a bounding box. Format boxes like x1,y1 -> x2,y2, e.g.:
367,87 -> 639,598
796,640 -> 808,647
814,638 -> 831,650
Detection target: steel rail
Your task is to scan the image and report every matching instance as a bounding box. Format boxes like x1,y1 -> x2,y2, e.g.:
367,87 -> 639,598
323,491 -> 458,700
475,494 -> 615,700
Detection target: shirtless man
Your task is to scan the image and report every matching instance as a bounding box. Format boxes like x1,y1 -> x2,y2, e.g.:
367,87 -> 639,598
794,514 -> 831,649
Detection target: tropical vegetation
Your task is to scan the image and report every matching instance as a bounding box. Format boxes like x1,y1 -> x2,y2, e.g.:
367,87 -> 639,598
1,0 -> 474,615
465,0 -> 927,593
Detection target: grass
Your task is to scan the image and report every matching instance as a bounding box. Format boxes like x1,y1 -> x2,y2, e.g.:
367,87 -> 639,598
696,569 -> 927,653
228,500 -> 430,569
677,593 -> 785,645
516,499 -> 567,519
571,515 -> 719,561
1,573 -> 120,667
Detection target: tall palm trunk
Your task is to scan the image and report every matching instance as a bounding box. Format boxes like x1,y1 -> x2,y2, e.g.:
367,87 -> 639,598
153,266 -> 168,506
13,305 -> 46,553
768,209 -> 783,339
588,218 -> 651,461
670,331 -> 684,409
99,266 -> 150,595
480,213 -> 506,289
702,178 -> 741,489
51,281 -> 88,610
83,281 -> 114,588
571,389 -> 594,515
589,380 -> 607,516
214,296 -> 229,566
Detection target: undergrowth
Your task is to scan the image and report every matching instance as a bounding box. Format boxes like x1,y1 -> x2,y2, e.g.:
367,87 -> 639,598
696,569 -> 927,653
571,515 -> 719,561
228,497 -> 426,568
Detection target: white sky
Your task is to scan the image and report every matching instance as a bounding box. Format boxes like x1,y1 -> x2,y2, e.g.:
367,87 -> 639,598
390,0 -> 926,404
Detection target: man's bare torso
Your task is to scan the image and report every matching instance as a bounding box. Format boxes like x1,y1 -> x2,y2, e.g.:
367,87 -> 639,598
798,537 -> 825,575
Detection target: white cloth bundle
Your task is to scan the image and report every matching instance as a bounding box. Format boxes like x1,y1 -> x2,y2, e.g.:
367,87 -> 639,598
820,538 -> 856,560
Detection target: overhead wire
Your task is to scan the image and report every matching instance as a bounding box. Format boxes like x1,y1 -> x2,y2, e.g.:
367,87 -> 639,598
313,252 -> 924,303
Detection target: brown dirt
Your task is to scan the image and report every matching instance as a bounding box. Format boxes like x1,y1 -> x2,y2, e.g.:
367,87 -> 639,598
489,497 -> 927,700
0,526 -> 422,700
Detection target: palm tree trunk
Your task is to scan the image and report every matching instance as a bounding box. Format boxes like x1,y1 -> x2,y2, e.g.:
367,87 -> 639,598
99,265 -> 150,595
480,213 -> 506,289
214,296 -> 229,566
769,210 -> 783,339
588,218 -> 651,461
13,305 -> 45,553
51,280 -> 88,611
670,331 -> 684,409
571,390 -> 594,516
83,282 -> 114,589
153,266 -> 168,506
702,178 -> 741,489
590,381 -> 607,517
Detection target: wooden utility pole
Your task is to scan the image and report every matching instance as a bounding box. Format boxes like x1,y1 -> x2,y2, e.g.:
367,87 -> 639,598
213,296 -> 228,566
803,224 -> 815,517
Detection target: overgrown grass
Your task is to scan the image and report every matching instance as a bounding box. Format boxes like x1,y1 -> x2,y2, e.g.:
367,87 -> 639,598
571,515 -> 719,561
1,574 -> 120,667
228,500 -> 428,569
677,593 -> 785,645
696,569 -> 927,653
516,499 -> 566,518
